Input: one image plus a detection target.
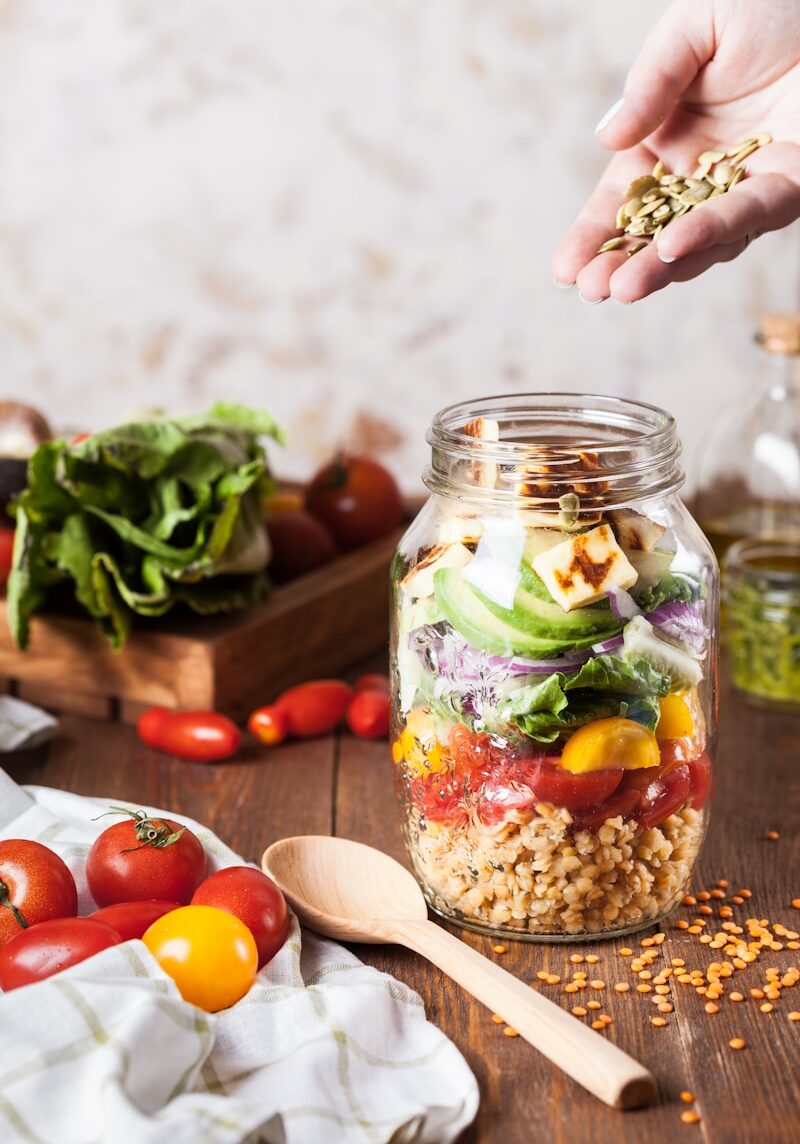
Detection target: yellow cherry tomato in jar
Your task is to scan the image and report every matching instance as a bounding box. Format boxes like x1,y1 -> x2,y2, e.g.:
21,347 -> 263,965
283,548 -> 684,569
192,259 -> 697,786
143,904 -> 258,1012
656,692 -> 696,740
396,708 -> 447,777
560,717 -> 660,774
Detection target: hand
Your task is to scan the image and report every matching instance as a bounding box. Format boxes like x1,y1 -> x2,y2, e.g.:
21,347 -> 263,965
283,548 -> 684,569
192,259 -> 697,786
552,0 -> 800,303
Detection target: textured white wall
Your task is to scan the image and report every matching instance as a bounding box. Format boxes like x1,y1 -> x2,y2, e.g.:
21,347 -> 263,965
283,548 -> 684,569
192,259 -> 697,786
0,0 -> 798,491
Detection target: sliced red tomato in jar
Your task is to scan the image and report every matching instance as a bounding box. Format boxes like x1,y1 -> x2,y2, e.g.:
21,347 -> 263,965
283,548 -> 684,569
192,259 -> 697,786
0,839 -> 78,949
525,760 -> 624,813
659,737 -> 701,767
409,772 -> 468,828
623,762 -> 692,829
688,753 -> 712,810
89,900 -> 180,941
0,917 -> 122,990
571,786 -> 642,833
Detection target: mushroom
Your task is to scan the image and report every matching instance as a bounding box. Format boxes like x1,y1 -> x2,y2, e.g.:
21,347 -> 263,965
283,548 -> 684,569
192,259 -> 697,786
0,401 -> 52,458
0,401 -> 52,513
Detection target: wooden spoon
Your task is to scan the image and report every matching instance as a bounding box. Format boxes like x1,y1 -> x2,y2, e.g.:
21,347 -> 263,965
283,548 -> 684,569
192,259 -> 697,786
262,835 -> 656,1110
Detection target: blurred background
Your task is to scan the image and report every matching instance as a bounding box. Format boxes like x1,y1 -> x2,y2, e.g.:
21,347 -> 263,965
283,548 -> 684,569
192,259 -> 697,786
1,0 -> 799,492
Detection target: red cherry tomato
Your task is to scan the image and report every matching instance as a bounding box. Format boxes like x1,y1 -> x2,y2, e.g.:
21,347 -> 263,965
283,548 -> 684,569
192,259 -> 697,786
409,771 -> 468,828
0,527 -> 14,589
525,760 -> 624,813
354,673 -> 390,694
137,707 -> 240,763
86,809 -> 207,908
0,918 -> 122,990
192,867 -> 289,969
248,705 -> 289,747
476,760 -> 624,825
0,839 -> 78,949
688,753 -> 712,810
658,737 -> 700,767
275,680 -> 353,738
623,762 -> 692,829
265,510 -> 336,583
306,454 -> 404,549
89,900 -> 180,941
346,690 -> 390,740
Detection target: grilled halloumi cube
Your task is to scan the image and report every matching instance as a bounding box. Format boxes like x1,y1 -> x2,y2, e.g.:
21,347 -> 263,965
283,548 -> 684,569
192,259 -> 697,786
608,508 -> 666,552
400,542 -> 472,599
532,523 -> 638,611
437,513 -> 483,546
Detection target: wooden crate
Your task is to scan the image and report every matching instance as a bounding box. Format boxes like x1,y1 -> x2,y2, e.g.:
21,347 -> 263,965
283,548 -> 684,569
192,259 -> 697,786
0,528 -> 403,723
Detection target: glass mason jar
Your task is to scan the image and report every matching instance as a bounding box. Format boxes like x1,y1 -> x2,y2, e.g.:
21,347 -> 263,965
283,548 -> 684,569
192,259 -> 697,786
723,537 -> 800,711
390,394 -> 718,941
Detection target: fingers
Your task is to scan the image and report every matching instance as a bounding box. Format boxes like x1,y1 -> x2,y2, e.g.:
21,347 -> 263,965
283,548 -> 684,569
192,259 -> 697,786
656,146 -> 800,262
551,147 -> 655,287
596,0 -> 715,151
608,234 -> 750,305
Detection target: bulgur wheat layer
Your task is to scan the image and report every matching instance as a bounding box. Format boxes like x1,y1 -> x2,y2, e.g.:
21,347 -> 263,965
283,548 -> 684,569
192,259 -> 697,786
406,802 -> 705,937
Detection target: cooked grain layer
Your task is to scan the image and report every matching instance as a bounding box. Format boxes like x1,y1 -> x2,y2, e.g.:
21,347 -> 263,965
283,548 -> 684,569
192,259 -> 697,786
407,802 -> 705,936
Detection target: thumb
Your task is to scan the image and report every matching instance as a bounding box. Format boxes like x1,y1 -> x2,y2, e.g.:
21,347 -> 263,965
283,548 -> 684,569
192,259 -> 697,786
596,0 -> 715,150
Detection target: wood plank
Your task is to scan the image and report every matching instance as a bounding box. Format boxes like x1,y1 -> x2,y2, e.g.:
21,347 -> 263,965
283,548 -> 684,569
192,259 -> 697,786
4,716 -> 336,868
15,681 -> 114,720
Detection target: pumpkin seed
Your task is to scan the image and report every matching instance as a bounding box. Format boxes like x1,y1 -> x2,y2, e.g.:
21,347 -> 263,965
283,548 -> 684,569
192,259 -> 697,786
596,236 -> 625,254
627,241 -> 648,257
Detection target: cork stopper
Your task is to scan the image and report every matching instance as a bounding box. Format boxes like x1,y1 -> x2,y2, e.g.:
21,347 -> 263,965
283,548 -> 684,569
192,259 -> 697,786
756,313 -> 800,355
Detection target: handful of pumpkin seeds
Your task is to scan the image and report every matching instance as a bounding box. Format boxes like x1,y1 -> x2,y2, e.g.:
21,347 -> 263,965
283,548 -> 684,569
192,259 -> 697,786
597,134 -> 772,258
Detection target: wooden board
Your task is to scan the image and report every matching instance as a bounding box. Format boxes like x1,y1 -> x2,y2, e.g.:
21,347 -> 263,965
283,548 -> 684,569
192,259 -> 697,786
0,527 -> 402,722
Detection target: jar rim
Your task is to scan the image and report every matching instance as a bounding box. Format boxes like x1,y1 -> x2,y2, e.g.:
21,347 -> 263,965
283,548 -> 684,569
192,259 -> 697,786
425,392 -> 683,508
724,537 -> 800,585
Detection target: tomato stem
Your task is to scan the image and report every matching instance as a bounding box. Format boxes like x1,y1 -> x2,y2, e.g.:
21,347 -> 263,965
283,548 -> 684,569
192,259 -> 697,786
318,452 -> 349,490
98,806 -> 186,851
0,878 -> 28,929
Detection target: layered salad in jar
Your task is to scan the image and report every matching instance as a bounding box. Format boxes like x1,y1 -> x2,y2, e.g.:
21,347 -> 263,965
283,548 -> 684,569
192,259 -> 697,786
392,451 -> 712,940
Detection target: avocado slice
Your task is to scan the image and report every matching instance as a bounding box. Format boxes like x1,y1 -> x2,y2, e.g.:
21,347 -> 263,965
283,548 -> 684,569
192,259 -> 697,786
434,566 -> 615,657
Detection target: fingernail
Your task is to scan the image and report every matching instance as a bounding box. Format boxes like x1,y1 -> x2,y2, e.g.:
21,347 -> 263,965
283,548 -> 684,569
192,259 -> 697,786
578,292 -> 607,305
657,249 -> 677,264
595,97 -> 625,134
612,296 -> 635,306
553,278 -> 574,289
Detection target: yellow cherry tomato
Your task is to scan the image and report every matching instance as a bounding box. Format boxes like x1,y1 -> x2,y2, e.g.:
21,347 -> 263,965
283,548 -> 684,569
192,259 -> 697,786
560,717 -> 660,774
656,692 -> 696,740
143,904 -> 258,1012
397,708 -> 447,777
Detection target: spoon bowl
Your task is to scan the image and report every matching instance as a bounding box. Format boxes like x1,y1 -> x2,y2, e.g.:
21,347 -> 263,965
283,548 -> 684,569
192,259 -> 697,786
263,835 -> 427,941
263,834 -> 656,1111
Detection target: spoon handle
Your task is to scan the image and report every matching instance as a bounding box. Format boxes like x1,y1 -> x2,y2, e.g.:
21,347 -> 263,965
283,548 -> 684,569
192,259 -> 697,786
393,918 -> 655,1110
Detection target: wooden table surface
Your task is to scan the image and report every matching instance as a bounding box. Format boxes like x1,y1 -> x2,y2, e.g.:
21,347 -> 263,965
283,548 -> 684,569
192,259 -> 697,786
4,670 -> 800,1144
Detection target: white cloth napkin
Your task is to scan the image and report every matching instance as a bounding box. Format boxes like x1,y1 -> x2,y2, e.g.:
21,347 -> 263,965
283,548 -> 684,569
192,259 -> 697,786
0,696 -> 58,752
0,771 -> 478,1144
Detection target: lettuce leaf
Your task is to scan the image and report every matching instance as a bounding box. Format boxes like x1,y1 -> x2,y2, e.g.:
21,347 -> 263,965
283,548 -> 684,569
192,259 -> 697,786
503,654 -> 670,743
633,571 -> 702,612
8,405 -> 281,649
